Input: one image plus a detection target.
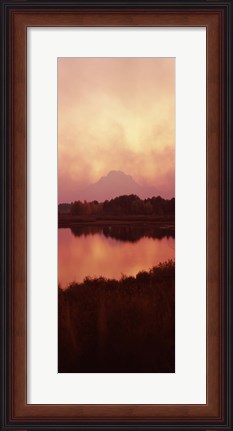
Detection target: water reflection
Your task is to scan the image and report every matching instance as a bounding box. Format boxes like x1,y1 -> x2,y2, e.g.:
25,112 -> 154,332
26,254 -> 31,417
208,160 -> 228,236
70,223 -> 174,243
58,225 -> 175,288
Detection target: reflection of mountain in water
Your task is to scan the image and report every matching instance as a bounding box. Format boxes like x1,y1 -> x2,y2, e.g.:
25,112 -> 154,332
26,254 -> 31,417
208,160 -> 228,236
70,224 -> 175,243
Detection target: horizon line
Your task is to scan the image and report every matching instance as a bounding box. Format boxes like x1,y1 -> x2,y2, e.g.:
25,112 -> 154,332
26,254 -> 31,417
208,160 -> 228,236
58,194 -> 175,205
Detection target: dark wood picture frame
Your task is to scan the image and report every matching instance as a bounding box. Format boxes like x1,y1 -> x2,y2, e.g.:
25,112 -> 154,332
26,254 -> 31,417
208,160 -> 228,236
0,1 -> 232,430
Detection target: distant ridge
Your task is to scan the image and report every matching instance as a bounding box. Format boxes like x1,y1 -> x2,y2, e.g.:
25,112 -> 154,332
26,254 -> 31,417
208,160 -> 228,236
77,170 -> 158,202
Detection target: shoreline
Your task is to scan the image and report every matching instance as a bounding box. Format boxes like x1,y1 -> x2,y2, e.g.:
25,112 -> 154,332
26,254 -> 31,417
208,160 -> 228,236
58,214 -> 175,230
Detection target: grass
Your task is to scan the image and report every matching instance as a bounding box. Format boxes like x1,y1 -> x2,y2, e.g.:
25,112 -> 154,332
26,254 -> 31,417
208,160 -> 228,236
58,260 -> 175,373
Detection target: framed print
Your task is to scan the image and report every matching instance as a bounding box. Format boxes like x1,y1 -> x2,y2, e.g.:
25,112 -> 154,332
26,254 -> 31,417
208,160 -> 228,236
0,1 -> 232,430
57,56 -> 176,374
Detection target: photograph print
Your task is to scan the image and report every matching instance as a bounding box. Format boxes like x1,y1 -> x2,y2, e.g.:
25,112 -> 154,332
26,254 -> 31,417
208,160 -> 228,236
58,58 -> 175,373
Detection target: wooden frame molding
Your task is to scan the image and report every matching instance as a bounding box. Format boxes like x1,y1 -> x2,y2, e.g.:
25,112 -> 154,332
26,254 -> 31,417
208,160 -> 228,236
1,1 -> 232,430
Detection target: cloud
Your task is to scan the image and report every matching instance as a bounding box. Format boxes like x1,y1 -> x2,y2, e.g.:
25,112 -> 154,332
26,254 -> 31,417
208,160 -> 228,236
58,57 -> 175,202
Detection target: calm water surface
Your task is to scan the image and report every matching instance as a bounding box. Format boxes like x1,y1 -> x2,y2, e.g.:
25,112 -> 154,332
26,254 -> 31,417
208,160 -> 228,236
59,225 -> 175,288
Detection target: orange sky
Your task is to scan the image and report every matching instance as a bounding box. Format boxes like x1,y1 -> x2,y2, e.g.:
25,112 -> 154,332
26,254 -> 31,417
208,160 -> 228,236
58,57 -> 175,203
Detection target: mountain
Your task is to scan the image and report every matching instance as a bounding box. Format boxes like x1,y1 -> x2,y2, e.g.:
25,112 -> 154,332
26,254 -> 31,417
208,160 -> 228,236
77,170 -> 157,202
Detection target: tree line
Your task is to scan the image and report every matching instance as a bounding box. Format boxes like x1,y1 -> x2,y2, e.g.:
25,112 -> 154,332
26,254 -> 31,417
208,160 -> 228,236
59,194 -> 175,217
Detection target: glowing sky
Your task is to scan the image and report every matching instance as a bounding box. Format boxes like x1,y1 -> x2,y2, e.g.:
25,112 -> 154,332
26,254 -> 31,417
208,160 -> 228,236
58,58 -> 175,203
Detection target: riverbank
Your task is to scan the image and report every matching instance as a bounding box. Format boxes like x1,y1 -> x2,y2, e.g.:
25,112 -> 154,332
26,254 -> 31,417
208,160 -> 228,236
58,213 -> 175,229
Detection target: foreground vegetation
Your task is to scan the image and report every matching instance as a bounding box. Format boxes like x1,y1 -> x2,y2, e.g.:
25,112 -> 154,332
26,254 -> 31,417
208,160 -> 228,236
58,261 -> 175,373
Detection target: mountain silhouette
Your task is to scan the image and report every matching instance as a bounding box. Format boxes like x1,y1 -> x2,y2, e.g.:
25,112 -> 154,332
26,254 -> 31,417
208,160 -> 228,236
78,171 -> 157,202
